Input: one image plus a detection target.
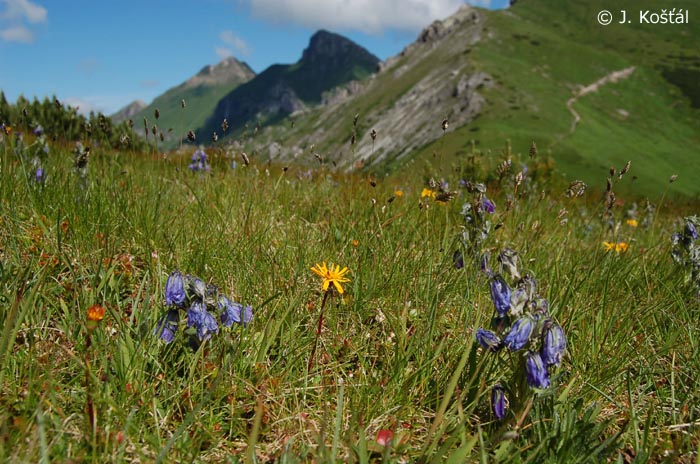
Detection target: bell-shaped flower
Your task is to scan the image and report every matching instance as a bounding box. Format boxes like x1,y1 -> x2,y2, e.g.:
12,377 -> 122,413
187,301 -> 219,341
687,222 -> 698,241
525,351 -> 550,389
154,309 -> 179,343
165,270 -> 187,307
188,276 -> 208,300
503,315 -> 535,351
489,275 -> 511,317
541,323 -> 566,367
498,248 -> 521,280
491,385 -> 507,419
218,295 -> 253,327
480,196 -> 496,214
476,328 -> 502,352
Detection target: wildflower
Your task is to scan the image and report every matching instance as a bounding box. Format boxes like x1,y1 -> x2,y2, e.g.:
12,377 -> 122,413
34,167 -> 45,183
218,295 -> 254,327
503,315 -> 535,351
491,385 -> 507,419
188,276 -> 208,300
33,124 -> 44,136
541,323 -> 566,367
187,301 -> 219,341
87,304 -> 106,322
489,275 -> 511,317
421,188 -> 436,199
311,262 -> 351,294
480,252 -> 491,275
165,270 -> 187,307
603,242 -> 629,253
154,309 -> 179,343
686,223 -> 698,241
476,328 -> 502,352
525,351 -> 550,389
498,248 -> 521,280
480,197 -> 496,214
453,250 -> 464,269
394,189 -> 404,197
189,149 -> 210,172
626,219 -> 638,227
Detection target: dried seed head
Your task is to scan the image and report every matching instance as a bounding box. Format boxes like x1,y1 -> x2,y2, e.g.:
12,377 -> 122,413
529,141 -> 537,158
609,166 -> 616,177
557,208 -> 568,219
353,113 -> 359,127
618,160 -> 631,179
154,109 -> 160,120
212,132 -> 218,142
143,117 -> 149,131
370,180 -> 377,187
187,130 -> 196,142
497,158 -> 512,178
435,191 -> 457,203
119,134 -> 131,146
221,118 -> 229,133
606,178 -> 613,192
441,118 -> 449,131
669,174 -> 678,183
351,132 -> 356,146
127,119 -> 134,129
152,125 -> 157,136
515,171 -> 523,188
370,129 -> 377,141
181,99 -> 186,108
241,152 -> 249,166
159,132 -> 164,142
54,97 -> 62,109
565,180 -> 587,198
314,153 -> 323,164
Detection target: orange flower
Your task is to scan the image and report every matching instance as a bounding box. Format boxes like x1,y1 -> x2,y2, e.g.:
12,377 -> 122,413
87,304 -> 106,322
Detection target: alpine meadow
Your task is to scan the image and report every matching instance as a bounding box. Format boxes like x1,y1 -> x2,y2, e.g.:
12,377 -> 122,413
1,0 -> 700,462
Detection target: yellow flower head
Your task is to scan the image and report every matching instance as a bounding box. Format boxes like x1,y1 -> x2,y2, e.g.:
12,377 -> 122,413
603,242 -> 629,254
626,219 -> 638,227
311,262 -> 351,294
421,188 -> 436,199
394,189 -> 404,197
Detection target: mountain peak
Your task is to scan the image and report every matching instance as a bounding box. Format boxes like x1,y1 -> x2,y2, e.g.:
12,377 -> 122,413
186,56 -> 255,88
301,30 -> 378,65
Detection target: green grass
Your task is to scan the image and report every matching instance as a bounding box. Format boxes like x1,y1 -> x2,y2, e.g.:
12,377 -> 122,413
1,132 -> 699,462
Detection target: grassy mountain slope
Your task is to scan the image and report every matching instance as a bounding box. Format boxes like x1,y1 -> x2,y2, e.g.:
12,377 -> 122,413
248,1 -> 699,197
122,57 -> 255,148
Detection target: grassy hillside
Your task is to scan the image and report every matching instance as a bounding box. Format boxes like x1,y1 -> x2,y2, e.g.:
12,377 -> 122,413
410,0 -> 700,197
2,130 -> 700,461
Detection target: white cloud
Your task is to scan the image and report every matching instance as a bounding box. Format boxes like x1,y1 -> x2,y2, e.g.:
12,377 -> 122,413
219,30 -> 250,56
215,46 -> 233,60
1,0 -> 47,23
247,0 -> 464,34
0,24 -> 32,42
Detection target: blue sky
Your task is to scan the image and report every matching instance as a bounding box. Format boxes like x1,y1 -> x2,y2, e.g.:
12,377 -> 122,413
0,0 -> 508,115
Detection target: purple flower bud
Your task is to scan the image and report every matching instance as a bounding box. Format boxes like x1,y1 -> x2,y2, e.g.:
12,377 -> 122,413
476,328 -> 502,352
491,385 -> 506,419
33,125 -> 44,136
498,248 -> 521,280
188,276 -> 208,300
541,323 -> 566,367
480,251 -> 491,275
503,315 -> 535,351
453,250 -> 464,270
687,222 -> 698,240
490,275 -> 511,317
481,197 -> 495,214
525,351 -> 550,389
154,309 -> 179,343
187,301 -> 219,341
34,167 -> 45,183
165,270 -> 186,307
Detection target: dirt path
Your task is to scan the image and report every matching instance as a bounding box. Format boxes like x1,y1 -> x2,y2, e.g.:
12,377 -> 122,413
565,66 -> 636,135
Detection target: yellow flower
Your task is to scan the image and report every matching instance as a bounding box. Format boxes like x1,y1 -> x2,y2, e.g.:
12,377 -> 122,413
421,188 -> 436,199
603,242 -> 629,253
626,219 -> 638,227
87,304 -> 106,322
394,189 -> 404,197
311,262 -> 351,294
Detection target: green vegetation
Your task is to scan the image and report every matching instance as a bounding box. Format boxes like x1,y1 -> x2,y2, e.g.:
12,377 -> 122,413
1,127 -> 699,461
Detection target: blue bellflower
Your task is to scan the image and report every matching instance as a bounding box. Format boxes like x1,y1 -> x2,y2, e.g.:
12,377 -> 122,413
491,385 -> 507,419
541,323 -> 566,367
154,309 -> 179,343
525,351 -> 551,389
453,250 -> 464,270
218,295 -> 250,327
165,270 -> 187,307
187,301 -> 219,341
476,328 -> 502,352
503,315 -> 535,351
489,275 -> 511,317
481,197 -> 496,214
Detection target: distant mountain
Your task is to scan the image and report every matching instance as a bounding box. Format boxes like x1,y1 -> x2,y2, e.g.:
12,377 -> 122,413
197,30 -> 380,139
120,56 -> 255,146
243,0 -> 700,196
112,100 -> 147,122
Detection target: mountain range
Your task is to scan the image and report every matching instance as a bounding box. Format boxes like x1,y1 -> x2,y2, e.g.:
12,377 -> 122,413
112,0 -> 700,196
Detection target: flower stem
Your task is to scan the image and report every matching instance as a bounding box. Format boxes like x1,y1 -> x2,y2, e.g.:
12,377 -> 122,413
308,290 -> 330,373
